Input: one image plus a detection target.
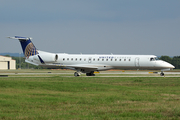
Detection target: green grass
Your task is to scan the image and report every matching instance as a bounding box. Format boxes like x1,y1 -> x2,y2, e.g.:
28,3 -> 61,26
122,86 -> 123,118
0,76 -> 180,119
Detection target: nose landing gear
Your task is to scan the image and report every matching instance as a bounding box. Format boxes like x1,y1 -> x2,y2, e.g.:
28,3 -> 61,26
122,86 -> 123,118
160,72 -> 164,76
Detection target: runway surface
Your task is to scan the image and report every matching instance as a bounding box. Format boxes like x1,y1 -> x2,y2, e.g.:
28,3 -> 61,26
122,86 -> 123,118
1,71 -> 180,77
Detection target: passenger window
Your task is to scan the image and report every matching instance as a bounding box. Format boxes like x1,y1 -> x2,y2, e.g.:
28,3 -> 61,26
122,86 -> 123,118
67,58 -> 69,60
84,58 -> 86,61
111,59 -> 113,61
71,58 -> 73,61
102,59 -> 104,61
63,58 -> 65,61
106,59 -> 108,61
129,59 -> 131,61
119,59 -> 121,61
93,58 -> 95,61
75,58 -> 77,61
80,58 -> 81,61
115,59 -> 117,61
98,59 -> 99,61
124,59 -> 126,61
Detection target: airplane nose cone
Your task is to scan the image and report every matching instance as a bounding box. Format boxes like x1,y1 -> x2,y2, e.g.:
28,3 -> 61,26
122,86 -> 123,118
166,62 -> 175,69
170,64 -> 175,69
157,61 -> 175,69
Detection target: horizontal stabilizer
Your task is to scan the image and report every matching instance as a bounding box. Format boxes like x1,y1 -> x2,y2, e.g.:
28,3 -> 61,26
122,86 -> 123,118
7,36 -> 32,41
25,60 -> 39,66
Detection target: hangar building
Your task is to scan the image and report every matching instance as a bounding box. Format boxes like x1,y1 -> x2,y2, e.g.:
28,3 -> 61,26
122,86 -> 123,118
0,56 -> 16,70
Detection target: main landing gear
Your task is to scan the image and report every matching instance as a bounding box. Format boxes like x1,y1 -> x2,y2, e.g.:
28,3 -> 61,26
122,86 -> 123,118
74,72 -> 80,77
74,71 -> 95,77
86,72 -> 95,76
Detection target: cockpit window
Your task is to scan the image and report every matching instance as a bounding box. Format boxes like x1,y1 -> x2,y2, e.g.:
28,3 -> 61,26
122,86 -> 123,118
150,58 -> 154,61
150,57 -> 159,61
155,57 -> 159,60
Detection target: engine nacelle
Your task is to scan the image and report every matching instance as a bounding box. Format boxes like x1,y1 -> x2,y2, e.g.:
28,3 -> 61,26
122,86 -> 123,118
33,53 -> 58,63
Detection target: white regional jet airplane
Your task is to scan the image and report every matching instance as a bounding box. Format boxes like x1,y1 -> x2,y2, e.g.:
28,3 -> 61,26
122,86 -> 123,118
8,36 -> 174,76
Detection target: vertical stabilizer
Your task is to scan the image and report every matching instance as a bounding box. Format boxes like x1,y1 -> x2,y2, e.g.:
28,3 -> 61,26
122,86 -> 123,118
8,36 -> 39,57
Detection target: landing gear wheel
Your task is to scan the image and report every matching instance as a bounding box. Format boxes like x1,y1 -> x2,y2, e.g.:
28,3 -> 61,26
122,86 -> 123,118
74,72 -> 80,77
86,72 -> 95,76
160,72 -> 164,76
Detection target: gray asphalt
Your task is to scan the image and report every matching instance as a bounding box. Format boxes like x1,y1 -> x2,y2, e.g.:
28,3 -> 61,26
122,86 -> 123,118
1,71 -> 180,77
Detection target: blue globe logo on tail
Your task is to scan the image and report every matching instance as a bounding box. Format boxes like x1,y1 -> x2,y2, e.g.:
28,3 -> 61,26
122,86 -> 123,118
14,36 -> 39,57
24,42 -> 38,57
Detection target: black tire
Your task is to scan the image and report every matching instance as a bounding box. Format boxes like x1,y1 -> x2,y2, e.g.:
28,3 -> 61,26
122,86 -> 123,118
86,73 -> 95,76
160,72 -> 164,76
74,72 -> 80,77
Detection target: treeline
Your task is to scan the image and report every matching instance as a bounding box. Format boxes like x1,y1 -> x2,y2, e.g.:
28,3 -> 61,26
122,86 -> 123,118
4,55 -> 180,69
159,56 -> 180,69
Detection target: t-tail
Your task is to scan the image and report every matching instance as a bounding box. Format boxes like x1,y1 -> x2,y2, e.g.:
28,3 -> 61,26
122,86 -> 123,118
7,36 -> 38,57
8,36 -> 58,65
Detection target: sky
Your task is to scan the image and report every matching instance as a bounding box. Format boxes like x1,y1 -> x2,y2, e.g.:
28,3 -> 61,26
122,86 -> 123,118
0,0 -> 180,56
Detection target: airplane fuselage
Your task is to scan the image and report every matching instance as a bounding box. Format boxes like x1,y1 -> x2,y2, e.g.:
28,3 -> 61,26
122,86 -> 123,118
26,50 -> 174,76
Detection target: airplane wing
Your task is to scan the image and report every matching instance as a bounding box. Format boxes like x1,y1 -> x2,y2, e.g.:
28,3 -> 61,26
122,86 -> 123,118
65,64 -> 113,72
65,64 -> 98,71
39,63 -> 99,71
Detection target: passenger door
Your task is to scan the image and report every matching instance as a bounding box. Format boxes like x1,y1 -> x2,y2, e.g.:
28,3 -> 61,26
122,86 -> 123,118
135,57 -> 140,67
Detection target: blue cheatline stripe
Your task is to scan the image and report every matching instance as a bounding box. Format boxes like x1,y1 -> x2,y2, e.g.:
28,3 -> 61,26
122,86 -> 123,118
38,55 -> 45,64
